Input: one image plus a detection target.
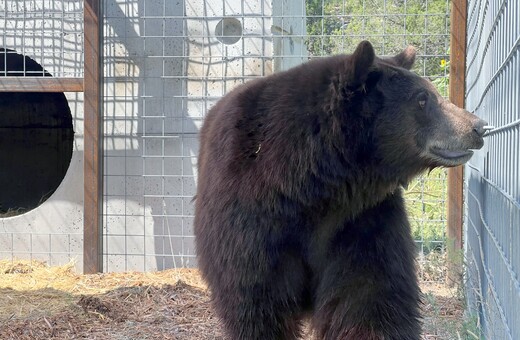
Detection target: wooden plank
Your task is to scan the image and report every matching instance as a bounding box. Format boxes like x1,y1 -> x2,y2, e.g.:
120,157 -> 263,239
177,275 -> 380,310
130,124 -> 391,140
0,77 -> 84,92
447,0 -> 467,286
83,0 -> 103,274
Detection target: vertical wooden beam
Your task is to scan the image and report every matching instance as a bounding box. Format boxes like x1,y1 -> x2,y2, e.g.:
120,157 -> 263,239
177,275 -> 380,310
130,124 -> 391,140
447,0 -> 467,285
84,0 -> 103,274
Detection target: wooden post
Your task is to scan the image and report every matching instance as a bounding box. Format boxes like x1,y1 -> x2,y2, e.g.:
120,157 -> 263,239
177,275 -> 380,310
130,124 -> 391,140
447,0 -> 467,286
83,0 -> 103,274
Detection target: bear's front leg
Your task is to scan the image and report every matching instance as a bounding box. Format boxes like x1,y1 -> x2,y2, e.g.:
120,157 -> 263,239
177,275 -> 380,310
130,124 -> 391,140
311,191 -> 421,340
196,199 -> 310,340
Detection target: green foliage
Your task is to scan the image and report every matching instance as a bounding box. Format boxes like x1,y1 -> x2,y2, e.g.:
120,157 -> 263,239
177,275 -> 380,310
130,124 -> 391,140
404,168 -> 447,254
431,57 -> 450,96
305,0 -> 451,76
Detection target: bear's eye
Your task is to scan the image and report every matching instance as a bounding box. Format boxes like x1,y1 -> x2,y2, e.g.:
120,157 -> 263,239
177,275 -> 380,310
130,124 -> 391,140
416,91 -> 429,109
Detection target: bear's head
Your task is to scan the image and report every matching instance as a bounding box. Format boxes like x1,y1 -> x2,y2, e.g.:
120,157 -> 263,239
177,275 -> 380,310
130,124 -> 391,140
343,41 -> 488,176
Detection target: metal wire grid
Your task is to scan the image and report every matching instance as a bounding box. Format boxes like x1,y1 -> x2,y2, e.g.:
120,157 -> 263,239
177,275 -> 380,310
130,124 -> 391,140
102,0 -> 452,272
0,0 -> 83,266
102,0 -> 277,271
0,0 -> 83,77
465,0 -> 520,338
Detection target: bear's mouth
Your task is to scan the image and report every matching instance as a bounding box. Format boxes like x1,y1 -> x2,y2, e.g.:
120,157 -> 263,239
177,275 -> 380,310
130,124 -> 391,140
429,147 -> 475,166
430,147 -> 474,160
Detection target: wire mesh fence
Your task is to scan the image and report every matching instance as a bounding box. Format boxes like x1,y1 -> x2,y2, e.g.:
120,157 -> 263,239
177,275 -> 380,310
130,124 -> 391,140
102,0 -> 452,273
464,0 -> 520,338
0,0 -> 83,78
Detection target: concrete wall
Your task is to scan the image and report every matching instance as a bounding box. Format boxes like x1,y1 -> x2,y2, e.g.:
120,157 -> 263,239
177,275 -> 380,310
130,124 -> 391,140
272,0 -> 308,71
103,0 -> 279,272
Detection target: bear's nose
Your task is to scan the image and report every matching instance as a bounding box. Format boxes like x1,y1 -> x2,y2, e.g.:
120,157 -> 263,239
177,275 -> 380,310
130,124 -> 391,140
472,119 -> 491,137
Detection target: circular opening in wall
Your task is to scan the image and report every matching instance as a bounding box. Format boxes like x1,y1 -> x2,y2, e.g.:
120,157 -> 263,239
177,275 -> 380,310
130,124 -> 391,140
215,18 -> 243,45
0,48 -> 74,217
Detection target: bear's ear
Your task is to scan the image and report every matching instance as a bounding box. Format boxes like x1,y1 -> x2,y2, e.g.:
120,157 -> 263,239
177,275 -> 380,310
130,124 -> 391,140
345,40 -> 376,89
392,45 -> 416,70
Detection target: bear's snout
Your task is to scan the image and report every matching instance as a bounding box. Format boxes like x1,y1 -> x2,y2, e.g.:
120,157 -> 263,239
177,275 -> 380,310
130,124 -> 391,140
444,105 -> 487,147
423,104 -> 489,167
462,113 -> 487,150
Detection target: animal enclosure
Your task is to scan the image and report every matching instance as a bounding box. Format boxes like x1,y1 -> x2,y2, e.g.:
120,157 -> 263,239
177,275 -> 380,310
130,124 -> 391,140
1,0 -> 456,275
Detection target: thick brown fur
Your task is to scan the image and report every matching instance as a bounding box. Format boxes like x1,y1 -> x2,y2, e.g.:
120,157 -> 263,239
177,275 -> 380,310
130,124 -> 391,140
194,41 -> 486,340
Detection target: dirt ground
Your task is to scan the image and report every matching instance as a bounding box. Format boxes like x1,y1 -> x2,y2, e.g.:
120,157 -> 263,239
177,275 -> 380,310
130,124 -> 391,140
0,260 -> 464,340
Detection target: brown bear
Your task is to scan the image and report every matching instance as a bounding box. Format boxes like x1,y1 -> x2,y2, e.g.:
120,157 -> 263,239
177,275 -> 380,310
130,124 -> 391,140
194,41 -> 487,340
